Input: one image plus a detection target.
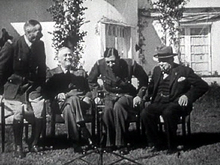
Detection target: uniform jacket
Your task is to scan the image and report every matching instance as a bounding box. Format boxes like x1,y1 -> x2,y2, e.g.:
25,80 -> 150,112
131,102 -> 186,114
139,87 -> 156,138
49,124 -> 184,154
3,36 -> 46,100
45,66 -> 92,100
0,41 -> 14,94
149,63 -> 209,105
88,58 -> 148,98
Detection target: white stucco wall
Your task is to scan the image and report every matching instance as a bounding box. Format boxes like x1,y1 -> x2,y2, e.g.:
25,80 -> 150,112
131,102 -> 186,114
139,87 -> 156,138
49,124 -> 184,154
185,0 -> 220,8
211,20 -> 220,75
82,0 -> 138,72
150,0 -> 220,8
11,22 -> 56,69
0,0 -> 138,72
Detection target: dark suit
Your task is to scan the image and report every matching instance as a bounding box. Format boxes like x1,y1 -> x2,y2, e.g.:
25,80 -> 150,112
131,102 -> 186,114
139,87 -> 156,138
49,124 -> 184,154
0,41 -> 14,94
141,63 -> 209,149
46,66 -> 92,141
88,58 -> 148,147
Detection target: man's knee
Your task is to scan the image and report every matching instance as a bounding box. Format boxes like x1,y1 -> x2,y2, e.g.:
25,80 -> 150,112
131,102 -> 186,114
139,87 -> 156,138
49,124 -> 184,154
30,98 -> 45,118
62,104 -> 71,114
162,103 -> 180,119
103,107 -> 113,116
68,95 -> 80,102
140,108 -> 148,118
4,99 -> 23,121
140,107 -> 154,120
113,102 -> 122,111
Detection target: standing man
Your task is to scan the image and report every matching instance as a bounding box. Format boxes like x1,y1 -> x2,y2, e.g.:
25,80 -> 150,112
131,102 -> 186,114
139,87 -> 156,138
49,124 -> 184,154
141,46 -> 209,152
45,47 -> 92,152
0,34 -> 14,95
2,20 -> 46,158
88,48 -> 148,154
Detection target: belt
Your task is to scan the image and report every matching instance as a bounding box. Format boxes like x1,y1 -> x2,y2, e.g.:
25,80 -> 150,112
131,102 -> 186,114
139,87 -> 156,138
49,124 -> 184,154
160,93 -> 169,98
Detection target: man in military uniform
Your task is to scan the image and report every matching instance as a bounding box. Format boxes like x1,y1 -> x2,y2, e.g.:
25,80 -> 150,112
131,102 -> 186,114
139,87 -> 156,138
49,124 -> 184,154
88,48 -> 148,154
1,20 -> 46,158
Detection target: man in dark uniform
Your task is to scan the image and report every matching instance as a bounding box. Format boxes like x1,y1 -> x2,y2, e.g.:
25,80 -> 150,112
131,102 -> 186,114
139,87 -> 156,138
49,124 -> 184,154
45,47 -> 92,152
141,45 -> 209,152
0,34 -> 14,95
1,20 -> 46,158
88,48 -> 148,154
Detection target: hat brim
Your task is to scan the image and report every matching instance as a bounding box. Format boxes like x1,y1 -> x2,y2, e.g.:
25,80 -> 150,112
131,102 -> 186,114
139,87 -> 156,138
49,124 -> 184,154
153,53 -> 177,58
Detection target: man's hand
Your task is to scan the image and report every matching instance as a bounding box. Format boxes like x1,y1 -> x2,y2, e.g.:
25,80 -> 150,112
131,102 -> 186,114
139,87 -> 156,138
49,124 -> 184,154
57,93 -> 66,102
94,97 -> 101,104
133,96 -> 142,108
178,95 -> 188,106
83,96 -> 91,104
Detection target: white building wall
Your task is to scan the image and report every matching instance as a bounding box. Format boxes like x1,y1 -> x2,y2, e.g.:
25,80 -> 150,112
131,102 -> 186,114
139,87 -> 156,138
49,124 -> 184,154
0,0 -> 138,72
185,0 -> 220,8
150,0 -> 220,8
211,20 -> 220,75
82,0 -> 138,72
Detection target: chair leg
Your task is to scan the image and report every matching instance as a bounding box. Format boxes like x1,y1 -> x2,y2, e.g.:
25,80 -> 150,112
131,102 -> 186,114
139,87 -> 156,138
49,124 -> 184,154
141,121 -> 145,138
158,123 -> 163,132
187,115 -> 191,136
182,116 -> 186,137
91,118 -> 95,138
1,102 -> 5,152
136,120 -> 140,136
25,124 -> 29,140
91,102 -> 96,138
42,102 -> 47,143
50,111 -> 55,137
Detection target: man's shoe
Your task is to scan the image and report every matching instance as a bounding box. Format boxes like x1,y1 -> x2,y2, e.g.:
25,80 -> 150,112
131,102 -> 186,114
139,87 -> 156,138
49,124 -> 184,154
103,146 -> 116,153
167,145 -> 184,154
147,146 -> 159,152
81,143 -> 94,152
118,147 -> 129,155
73,143 -> 83,153
146,144 -> 165,152
29,145 -> 40,152
14,146 -> 25,159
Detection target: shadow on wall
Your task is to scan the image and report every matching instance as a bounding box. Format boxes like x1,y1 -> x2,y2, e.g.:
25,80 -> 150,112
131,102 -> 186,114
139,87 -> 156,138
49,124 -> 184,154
139,17 -> 161,75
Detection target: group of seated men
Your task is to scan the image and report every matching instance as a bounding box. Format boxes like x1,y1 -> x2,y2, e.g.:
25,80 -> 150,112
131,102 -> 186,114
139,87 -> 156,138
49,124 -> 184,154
0,19 -> 209,158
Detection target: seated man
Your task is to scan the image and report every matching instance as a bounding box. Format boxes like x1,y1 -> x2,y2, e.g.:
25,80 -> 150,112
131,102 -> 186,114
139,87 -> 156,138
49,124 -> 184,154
141,45 -> 209,152
45,47 -> 92,152
88,48 -> 148,154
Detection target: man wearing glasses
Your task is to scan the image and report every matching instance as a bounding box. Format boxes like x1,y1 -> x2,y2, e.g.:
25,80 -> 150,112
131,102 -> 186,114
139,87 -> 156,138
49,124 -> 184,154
88,48 -> 148,154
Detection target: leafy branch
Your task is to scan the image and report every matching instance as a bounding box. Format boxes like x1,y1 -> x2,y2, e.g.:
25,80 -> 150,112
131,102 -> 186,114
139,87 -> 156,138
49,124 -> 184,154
47,0 -> 87,65
153,0 -> 188,46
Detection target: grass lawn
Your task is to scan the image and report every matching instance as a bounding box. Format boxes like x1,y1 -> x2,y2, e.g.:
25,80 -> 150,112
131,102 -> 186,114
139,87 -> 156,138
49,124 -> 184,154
1,84 -> 220,165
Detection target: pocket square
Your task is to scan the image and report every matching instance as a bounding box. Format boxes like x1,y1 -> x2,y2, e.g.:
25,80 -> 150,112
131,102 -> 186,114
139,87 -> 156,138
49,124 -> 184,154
178,77 -> 186,82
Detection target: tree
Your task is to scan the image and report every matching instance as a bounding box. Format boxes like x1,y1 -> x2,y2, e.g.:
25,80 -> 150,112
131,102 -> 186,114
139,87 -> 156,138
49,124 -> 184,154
152,0 -> 188,62
47,0 -> 87,66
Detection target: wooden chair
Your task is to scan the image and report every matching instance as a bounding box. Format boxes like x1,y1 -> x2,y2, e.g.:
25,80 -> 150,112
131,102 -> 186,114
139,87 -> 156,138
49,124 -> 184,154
159,112 -> 191,137
48,99 -> 96,138
0,101 -> 47,152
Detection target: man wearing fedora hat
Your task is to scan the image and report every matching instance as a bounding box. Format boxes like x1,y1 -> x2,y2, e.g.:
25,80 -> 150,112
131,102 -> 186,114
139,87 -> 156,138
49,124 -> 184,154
141,45 -> 209,152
